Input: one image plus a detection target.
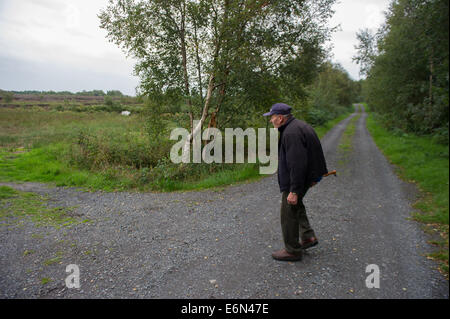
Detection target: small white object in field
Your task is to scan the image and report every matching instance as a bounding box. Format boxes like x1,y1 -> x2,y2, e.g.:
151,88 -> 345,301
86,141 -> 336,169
121,111 -> 131,116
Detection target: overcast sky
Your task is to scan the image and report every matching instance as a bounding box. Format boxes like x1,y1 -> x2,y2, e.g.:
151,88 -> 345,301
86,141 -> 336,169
0,0 -> 390,96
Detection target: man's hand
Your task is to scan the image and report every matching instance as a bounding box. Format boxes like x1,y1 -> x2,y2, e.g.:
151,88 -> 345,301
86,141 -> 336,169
287,192 -> 298,205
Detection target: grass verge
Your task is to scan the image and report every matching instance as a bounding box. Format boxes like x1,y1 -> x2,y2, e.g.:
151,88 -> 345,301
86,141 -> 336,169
366,109 -> 449,277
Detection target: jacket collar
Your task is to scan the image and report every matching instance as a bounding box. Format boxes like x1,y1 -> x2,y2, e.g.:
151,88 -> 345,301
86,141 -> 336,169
278,115 -> 295,133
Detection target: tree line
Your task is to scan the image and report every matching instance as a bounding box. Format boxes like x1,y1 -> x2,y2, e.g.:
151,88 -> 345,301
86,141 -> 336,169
3,90 -> 125,97
354,0 -> 449,143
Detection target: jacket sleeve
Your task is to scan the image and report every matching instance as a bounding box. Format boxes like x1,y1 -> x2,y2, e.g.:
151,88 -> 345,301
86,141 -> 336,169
283,132 -> 308,195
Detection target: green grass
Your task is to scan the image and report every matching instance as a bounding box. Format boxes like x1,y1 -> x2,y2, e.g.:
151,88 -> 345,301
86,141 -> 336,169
366,108 -> 449,276
43,251 -> 63,266
0,107 -> 146,149
0,145 -> 132,191
153,163 -> 263,192
147,109 -> 353,193
0,185 -> 18,199
0,185 -> 87,229
333,104 -> 361,174
314,111 -> 353,139
23,249 -> 34,256
338,111 -> 361,160
0,107 -> 351,193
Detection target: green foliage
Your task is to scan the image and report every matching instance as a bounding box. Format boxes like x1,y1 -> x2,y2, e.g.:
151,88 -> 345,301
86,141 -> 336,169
353,28 -> 377,77
294,62 -> 359,126
143,157 -> 261,191
103,96 -> 123,112
106,90 -> 123,96
99,0 -> 338,128
103,96 -> 114,107
0,90 -> 14,103
0,185 -> 18,199
142,98 -> 173,145
73,129 -> 172,170
78,90 -> 106,96
355,0 -> 449,140
0,145 -> 133,191
0,104 -> 344,192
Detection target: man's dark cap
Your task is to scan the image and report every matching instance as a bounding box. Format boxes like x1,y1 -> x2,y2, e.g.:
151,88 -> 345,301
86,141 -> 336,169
263,103 -> 292,116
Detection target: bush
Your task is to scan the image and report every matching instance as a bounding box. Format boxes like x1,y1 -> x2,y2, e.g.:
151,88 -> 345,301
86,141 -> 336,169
1,91 -> 14,103
104,96 -> 114,106
72,130 -> 172,170
304,108 -> 329,126
432,123 -> 449,145
143,100 -> 168,140
103,96 -> 123,112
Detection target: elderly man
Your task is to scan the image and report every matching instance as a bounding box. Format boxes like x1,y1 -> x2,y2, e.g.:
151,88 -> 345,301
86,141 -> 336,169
263,103 -> 328,261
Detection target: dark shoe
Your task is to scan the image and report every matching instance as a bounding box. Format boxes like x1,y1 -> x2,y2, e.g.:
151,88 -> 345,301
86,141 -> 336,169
271,249 -> 302,261
301,237 -> 318,249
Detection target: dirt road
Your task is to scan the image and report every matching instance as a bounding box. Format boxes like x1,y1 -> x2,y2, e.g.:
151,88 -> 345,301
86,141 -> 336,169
1,105 -> 448,298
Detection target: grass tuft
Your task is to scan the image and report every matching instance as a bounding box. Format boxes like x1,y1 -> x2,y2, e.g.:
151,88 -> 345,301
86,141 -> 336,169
0,185 -> 84,229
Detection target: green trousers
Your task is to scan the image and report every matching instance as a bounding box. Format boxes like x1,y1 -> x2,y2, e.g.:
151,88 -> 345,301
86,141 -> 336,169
280,191 -> 316,255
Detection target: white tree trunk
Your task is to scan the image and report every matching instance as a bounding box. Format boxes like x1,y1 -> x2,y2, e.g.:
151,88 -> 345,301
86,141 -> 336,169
182,73 -> 215,162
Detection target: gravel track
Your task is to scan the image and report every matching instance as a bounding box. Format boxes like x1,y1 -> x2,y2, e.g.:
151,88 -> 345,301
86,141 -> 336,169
1,105 -> 448,299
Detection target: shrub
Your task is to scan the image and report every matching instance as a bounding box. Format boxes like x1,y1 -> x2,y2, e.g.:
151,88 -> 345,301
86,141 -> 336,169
1,91 -> 14,103
103,96 -> 123,112
72,130 -> 172,170
304,108 -> 329,126
432,123 -> 449,145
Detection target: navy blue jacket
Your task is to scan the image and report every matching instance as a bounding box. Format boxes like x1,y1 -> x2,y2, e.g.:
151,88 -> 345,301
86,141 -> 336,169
277,116 -> 328,197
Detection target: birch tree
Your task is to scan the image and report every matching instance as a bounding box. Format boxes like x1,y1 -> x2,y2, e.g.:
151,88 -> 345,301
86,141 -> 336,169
99,0 -> 336,142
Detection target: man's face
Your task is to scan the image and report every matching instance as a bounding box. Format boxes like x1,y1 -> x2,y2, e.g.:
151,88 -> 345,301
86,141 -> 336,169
269,114 -> 284,128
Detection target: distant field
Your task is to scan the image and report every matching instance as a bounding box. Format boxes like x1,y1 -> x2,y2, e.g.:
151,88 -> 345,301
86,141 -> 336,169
0,97 -> 351,192
0,92 -> 137,103
0,93 -> 144,113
